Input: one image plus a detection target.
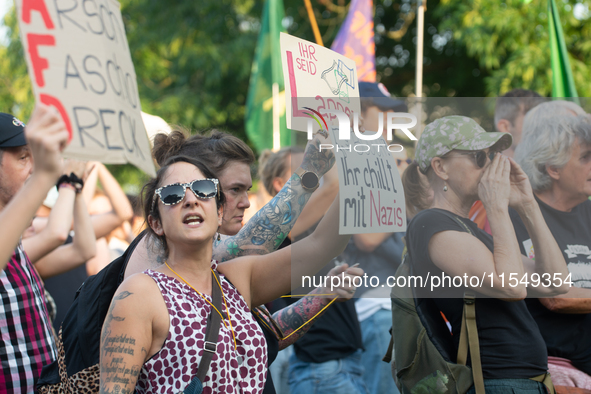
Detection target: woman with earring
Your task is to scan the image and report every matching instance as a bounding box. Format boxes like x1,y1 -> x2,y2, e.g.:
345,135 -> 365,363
99,155 -> 353,394
401,116 -> 569,393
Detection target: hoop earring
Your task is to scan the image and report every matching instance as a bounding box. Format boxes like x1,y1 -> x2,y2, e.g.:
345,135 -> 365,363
443,185 -> 448,192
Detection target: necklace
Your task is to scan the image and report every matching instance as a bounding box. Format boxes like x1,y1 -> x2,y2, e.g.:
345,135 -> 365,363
164,262 -> 238,353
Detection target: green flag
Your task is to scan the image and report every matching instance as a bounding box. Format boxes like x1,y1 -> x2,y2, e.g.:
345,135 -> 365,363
548,0 -> 579,100
245,0 -> 289,153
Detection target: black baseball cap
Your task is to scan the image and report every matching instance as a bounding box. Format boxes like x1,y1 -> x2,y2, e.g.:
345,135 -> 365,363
359,82 -> 407,112
0,113 -> 27,148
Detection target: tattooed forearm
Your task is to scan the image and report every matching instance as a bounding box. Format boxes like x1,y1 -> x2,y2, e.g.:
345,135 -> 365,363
101,385 -> 134,394
100,291 -> 142,394
214,176 -> 302,260
103,334 -> 136,357
300,137 -> 336,176
103,358 -> 141,385
273,288 -> 332,349
101,291 -> 132,344
100,354 -> 141,394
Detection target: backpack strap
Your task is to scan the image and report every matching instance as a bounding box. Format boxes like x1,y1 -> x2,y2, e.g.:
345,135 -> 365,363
183,271 -> 224,394
457,292 -> 484,394
530,372 -> 555,394
435,211 -> 486,394
383,331 -> 395,363
383,247 -> 408,364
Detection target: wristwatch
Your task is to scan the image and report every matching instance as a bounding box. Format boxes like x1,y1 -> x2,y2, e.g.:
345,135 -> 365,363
295,167 -> 319,192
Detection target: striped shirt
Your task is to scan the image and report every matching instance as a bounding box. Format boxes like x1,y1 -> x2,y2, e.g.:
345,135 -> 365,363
0,245 -> 57,393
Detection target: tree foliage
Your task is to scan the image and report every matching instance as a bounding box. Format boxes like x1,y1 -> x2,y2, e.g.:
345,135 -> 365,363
436,0 -> 591,96
1,0 -> 591,188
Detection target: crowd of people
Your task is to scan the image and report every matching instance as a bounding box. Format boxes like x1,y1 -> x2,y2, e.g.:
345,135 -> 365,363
1,83 -> 590,394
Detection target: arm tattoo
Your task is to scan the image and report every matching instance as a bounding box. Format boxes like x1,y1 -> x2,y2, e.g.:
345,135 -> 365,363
272,288 -> 332,349
100,291 -> 141,394
101,291 -> 132,344
299,137 -> 336,177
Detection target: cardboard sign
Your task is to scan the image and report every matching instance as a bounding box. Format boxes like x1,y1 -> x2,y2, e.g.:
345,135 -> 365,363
280,32 -> 361,133
328,126 -> 406,235
15,0 -> 155,176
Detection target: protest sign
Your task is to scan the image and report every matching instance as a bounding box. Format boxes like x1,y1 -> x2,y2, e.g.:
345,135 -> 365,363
327,125 -> 406,235
15,0 -> 155,176
280,32 -> 361,133
280,33 -> 405,234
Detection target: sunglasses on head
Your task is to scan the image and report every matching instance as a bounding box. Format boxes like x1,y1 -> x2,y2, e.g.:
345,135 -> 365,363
152,179 -> 219,212
456,150 -> 497,168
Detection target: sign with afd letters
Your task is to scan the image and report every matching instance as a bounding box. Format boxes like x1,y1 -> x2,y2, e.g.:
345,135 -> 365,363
15,0 -> 156,176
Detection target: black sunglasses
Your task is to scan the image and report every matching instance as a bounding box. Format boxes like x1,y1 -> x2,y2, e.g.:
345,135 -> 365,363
152,179 -> 219,212
456,150 -> 497,168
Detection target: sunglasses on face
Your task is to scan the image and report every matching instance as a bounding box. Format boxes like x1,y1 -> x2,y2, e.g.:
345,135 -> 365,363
397,158 -> 412,166
152,179 -> 219,212
455,150 -> 497,168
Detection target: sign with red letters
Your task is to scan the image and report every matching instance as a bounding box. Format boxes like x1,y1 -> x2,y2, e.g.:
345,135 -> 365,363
15,0 -> 155,176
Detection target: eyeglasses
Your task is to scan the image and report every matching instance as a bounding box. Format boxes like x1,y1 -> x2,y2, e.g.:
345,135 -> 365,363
449,150 -> 497,168
397,158 -> 412,166
152,179 -> 219,212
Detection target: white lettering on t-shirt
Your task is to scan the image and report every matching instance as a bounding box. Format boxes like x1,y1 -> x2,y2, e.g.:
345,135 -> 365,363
564,245 -> 591,259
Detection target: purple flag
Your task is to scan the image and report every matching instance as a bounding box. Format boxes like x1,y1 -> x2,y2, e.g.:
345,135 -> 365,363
331,0 -> 375,82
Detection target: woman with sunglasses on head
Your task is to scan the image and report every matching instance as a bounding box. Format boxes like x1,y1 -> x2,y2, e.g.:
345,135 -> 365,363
99,154 -> 352,394
401,116 -> 569,393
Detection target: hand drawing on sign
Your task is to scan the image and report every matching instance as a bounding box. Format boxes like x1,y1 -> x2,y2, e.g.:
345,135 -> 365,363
321,60 -> 348,95
338,60 -> 355,89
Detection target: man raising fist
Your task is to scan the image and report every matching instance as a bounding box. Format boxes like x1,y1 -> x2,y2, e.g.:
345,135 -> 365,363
0,105 -> 69,393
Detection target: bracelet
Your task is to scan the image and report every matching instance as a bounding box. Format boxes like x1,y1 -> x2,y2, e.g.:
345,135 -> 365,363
68,172 -> 84,194
55,173 -> 84,194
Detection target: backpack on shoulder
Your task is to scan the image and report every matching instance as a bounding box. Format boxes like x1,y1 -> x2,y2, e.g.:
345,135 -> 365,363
384,251 -> 479,394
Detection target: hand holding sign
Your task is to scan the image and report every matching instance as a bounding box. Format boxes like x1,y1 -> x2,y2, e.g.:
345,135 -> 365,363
26,104 -> 70,181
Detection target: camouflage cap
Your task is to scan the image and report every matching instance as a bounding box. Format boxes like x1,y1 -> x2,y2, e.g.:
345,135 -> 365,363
415,116 -> 512,173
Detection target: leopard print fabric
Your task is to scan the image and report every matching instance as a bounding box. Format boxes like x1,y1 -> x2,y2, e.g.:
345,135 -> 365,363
37,329 -> 100,394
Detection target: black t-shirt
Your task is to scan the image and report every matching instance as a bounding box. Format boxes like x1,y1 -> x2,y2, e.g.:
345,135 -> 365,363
510,197 -> 591,374
291,222 -> 364,364
293,300 -> 363,363
408,209 -> 548,380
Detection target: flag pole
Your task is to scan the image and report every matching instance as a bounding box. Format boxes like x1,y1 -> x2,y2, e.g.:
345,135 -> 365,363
414,0 -> 426,139
303,0 -> 324,46
415,0 -> 425,98
272,82 -> 281,150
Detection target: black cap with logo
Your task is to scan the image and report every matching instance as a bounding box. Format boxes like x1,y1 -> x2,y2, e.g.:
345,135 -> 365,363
0,113 -> 27,148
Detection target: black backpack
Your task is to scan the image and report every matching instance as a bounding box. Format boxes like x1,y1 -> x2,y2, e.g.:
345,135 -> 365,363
37,232 -> 146,392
